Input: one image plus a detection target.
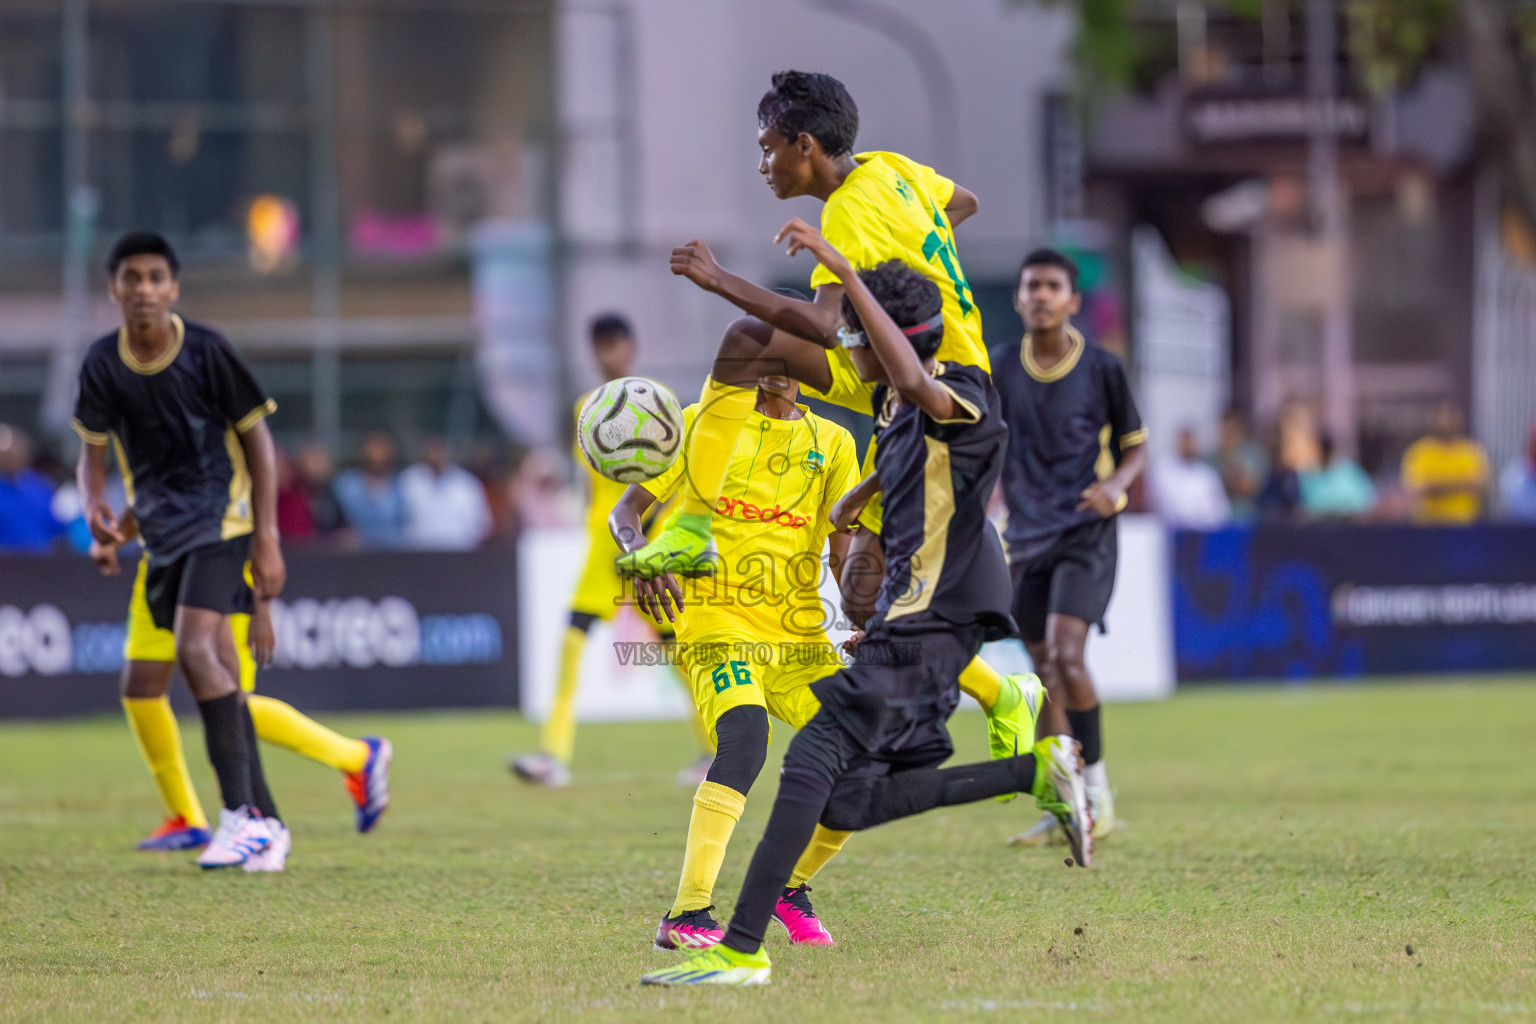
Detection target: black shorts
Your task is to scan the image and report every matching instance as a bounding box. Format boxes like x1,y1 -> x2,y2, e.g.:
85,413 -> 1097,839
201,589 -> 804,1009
810,618 -> 985,762
144,535 -> 254,632
1009,517 -> 1118,644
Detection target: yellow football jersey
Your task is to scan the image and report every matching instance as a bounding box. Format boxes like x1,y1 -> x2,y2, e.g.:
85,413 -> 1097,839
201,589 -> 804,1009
644,403 -> 859,643
809,150 -> 989,373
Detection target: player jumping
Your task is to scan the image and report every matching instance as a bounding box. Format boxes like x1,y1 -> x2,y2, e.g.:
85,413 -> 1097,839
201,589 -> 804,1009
993,250 -> 1146,848
611,374 -> 867,950
641,228 -> 1090,988
75,232 -> 289,870
618,69 -> 1039,770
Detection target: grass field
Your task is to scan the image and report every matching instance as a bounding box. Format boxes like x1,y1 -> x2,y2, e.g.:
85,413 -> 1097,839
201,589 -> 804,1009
2,681 -> 1534,1023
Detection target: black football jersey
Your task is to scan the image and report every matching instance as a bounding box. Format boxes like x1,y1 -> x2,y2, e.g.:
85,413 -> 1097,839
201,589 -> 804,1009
73,314 -> 276,563
869,362 -> 1014,641
991,328 -> 1146,562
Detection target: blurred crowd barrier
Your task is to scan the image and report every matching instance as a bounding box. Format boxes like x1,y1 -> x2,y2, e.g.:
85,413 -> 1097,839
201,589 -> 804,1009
1174,523 -> 1536,682
0,549 -> 518,718
7,518 -> 1536,720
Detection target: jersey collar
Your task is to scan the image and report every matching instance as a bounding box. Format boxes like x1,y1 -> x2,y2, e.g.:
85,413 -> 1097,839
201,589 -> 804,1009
117,313 -> 186,376
1021,325 -> 1084,383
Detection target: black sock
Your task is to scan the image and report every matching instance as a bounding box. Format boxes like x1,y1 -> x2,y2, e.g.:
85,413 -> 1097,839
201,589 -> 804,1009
720,714 -> 844,954
240,699 -> 280,821
704,705 -> 769,795
197,692 -> 253,811
1065,704 -> 1103,765
721,764 -> 830,954
822,755 -> 1036,831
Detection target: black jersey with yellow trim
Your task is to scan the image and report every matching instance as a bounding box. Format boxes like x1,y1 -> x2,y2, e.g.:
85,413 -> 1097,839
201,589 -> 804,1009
991,327 -> 1146,561
868,361 -> 1014,640
72,314 -> 276,564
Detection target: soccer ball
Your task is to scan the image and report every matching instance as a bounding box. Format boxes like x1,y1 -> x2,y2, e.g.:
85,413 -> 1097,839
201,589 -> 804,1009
576,376 -> 685,482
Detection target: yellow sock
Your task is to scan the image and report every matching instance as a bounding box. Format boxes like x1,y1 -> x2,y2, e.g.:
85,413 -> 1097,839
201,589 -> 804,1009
671,781 -> 747,916
959,656 -> 1001,714
122,696 -> 208,829
248,695 -> 370,773
230,613 -> 257,693
788,825 -> 852,887
540,625 -> 586,764
679,377 -> 757,517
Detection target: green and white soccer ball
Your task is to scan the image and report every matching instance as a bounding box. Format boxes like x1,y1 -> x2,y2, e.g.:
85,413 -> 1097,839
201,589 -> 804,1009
576,376 -> 685,483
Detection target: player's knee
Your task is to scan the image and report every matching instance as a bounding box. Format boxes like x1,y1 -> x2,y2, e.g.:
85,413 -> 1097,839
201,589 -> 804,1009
705,705 -> 770,794
1048,643 -> 1088,682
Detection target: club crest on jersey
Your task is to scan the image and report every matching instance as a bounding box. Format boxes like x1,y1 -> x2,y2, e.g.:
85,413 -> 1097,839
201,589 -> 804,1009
803,448 -> 824,475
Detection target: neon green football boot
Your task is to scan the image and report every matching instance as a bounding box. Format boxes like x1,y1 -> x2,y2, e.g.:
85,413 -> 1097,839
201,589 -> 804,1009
640,942 -> 772,986
1028,735 -> 1093,868
987,673 -> 1046,801
615,512 -> 718,580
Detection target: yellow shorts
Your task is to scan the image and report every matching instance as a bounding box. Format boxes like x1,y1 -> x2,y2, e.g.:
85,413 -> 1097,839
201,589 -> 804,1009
674,599 -> 841,743
124,557 -> 257,692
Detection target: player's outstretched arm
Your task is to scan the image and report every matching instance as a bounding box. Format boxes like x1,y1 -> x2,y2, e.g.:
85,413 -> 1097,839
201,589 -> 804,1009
671,238 -> 843,346
610,485 -> 684,624
239,418 -> 286,600
777,218 -> 959,421
946,186 -> 979,227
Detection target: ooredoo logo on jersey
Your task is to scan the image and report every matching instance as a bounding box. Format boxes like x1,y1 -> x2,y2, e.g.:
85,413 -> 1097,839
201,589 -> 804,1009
714,496 -> 810,530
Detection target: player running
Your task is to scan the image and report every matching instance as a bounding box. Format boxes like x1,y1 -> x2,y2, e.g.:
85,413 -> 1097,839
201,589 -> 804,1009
619,68 -> 1039,770
610,374 -> 866,950
88,512 -> 390,852
641,229 -> 1090,988
74,232 -> 289,870
509,314 -> 712,787
993,250 -> 1147,848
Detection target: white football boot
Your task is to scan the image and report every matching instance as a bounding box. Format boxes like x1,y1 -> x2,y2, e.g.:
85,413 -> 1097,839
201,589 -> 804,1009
197,806 -> 272,869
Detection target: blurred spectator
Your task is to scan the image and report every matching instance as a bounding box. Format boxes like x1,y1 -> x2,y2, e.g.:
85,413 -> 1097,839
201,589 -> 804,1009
297,443 -> 348,537
400,437 -> 492,550
0,425 -> 63,552
1400,402 -> 1489,525
1277,399 -> 1322,476
466,440 -> 516,538
1498,423 -> 1536,522
275,447 -> 315,541
334,432 -> 407,548
1151,427 -> 1231,529
1254,400 -> 1320,522
1255,433 -> 1302,521
1212,407 -> 1267,520
1300,432 -> 1377,520
506,447 -> 579,531
278,443 -> 348,544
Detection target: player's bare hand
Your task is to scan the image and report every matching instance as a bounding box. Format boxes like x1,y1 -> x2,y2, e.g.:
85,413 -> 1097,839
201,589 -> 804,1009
249,532 -> 287,599
670,240 -> 722,291
88,539 -> 121,577
1077,480 -> 1125,519
86,503 -> 126,546
635,572 -> 685,625
250,599 -> 277,666
842,629 -> 866,656
829,490 -> 868,533
775,218 -> 851,276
